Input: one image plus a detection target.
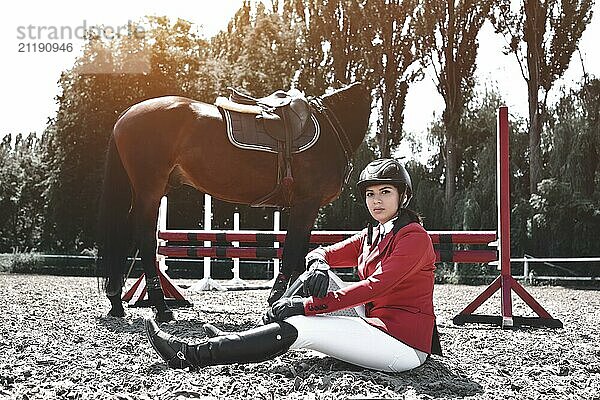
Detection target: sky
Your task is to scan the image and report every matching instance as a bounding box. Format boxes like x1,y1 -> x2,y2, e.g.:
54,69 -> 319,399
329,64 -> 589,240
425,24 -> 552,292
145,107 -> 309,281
1,0 -> 599,159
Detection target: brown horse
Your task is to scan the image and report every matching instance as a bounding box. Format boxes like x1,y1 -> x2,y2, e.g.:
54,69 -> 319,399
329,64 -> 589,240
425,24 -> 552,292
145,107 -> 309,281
97,82 -> 371,322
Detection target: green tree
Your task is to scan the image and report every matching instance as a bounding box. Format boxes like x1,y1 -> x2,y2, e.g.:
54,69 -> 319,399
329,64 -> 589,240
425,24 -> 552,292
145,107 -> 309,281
411,86 -> 531,257
408,158 -> 446,230
237,2 -> 304,95
210,2 -> 302,96
549,79 -> 600,198
45,17 -> 212,252
531,178 -> 600,260
13,133 -> 50,250
420,0 -> 494,216
491,0 -> 593,195
290,0 -> 429,157
294,0 -> 371,92
0,133 -> 50,252
0,135 -> 20,251
316,141 -> 377,230
532,78 -> 600,260
365,0 -> 429,157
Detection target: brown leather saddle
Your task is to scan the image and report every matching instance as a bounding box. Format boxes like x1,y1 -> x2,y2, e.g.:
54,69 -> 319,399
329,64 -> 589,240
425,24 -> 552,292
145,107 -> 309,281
215,88 -> 321,206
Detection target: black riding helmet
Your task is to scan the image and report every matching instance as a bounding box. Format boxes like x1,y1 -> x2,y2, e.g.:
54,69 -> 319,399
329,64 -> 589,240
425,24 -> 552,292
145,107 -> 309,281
357,158 -> 412,207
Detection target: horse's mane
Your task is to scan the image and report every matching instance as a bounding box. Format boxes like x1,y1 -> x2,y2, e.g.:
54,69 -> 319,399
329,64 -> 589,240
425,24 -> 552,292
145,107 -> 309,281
319,82 -> 363,101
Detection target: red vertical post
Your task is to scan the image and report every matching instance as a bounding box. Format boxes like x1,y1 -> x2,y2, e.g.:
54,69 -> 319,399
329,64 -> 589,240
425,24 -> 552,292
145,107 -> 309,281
453,107 -> 562,328
497,106 -> 513,327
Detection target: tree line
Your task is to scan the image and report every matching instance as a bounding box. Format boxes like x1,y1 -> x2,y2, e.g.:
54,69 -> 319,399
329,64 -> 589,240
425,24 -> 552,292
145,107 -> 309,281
1,0 -> 599,277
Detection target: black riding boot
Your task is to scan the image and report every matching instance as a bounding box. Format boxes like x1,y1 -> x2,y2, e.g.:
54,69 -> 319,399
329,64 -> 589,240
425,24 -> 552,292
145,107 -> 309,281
145,319 -> 298,369
202,323 -> 227,338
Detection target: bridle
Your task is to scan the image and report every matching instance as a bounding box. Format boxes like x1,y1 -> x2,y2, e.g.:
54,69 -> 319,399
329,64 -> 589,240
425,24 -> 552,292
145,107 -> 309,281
310,96 -> 356,184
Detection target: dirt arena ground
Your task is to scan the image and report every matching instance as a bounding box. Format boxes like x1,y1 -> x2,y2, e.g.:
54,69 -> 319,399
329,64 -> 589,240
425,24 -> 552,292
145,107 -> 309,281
0,273 -> 598,399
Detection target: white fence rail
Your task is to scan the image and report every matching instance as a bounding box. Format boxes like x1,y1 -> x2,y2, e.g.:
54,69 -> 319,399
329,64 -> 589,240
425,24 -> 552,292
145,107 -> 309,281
4,253 -> 599,283
508,256 -> 600,283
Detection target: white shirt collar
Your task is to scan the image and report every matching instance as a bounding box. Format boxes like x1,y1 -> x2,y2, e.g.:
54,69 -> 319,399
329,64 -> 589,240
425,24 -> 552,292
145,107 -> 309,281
372,216 -> 398,244
380,216 -> 398,236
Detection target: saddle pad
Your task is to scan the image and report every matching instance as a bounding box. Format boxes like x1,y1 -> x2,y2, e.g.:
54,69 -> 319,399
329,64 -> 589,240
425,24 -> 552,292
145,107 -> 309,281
221,108 -> 320,154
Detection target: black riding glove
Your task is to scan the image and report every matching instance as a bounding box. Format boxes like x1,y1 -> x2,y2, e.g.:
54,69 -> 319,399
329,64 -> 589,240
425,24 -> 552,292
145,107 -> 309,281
264,297 -> 306,322
303,258 -> 330,298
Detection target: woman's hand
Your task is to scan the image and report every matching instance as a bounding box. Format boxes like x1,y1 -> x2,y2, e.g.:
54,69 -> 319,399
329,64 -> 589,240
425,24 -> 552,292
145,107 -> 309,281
303,269 -> 329,298
264,297 -> 306,322
303,259 -> 330,298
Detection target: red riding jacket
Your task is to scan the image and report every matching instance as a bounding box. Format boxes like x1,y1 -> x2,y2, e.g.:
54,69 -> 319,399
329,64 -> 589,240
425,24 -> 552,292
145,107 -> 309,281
304,216 -> 437,354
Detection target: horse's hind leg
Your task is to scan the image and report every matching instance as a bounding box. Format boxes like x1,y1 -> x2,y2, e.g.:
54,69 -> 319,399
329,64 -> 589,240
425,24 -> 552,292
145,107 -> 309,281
268,199 -> 320,304
104,216 -> 132,317
135,194 -> 174,322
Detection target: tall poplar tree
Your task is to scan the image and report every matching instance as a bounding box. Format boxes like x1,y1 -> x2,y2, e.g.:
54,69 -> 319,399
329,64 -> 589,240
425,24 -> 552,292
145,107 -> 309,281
292,0 -> 371,92
289,0 -> 428,157
365,0 -> 428,157
420,0 -> 493,215
491,0 -> 593,194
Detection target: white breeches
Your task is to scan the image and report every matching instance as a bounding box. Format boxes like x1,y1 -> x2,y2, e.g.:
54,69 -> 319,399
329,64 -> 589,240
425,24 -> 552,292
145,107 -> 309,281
285,270 -> 425,372
286,315 -> 423,372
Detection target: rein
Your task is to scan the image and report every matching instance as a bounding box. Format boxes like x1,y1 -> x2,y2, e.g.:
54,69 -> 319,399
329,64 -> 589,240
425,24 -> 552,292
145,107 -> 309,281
310,96 -> 355,184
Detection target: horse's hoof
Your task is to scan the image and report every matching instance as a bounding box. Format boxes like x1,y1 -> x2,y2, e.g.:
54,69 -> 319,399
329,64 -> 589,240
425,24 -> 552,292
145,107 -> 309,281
108,307 -> 125,318
107,295 -> 125,317
155,308 -> 174,323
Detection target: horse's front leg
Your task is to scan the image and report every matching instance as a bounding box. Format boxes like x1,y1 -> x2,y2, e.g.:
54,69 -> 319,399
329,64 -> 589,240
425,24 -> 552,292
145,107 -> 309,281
135,198 -> 174,322
267,199 -> 320,305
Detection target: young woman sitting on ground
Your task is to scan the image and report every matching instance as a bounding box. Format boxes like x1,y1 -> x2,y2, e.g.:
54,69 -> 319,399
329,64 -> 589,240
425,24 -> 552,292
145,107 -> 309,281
145,158 -> 442,372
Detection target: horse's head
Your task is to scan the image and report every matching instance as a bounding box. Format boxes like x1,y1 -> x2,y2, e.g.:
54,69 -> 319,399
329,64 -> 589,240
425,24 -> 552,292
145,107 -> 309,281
318,82 -> 372,152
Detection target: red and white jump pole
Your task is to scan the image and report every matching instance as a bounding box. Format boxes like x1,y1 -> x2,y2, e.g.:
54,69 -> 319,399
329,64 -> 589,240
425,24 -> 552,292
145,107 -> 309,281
452,106 -> 562,328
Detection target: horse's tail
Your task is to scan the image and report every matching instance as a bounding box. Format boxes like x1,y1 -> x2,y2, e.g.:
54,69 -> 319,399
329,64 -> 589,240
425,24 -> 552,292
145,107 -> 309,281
97,133 -> 134,295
